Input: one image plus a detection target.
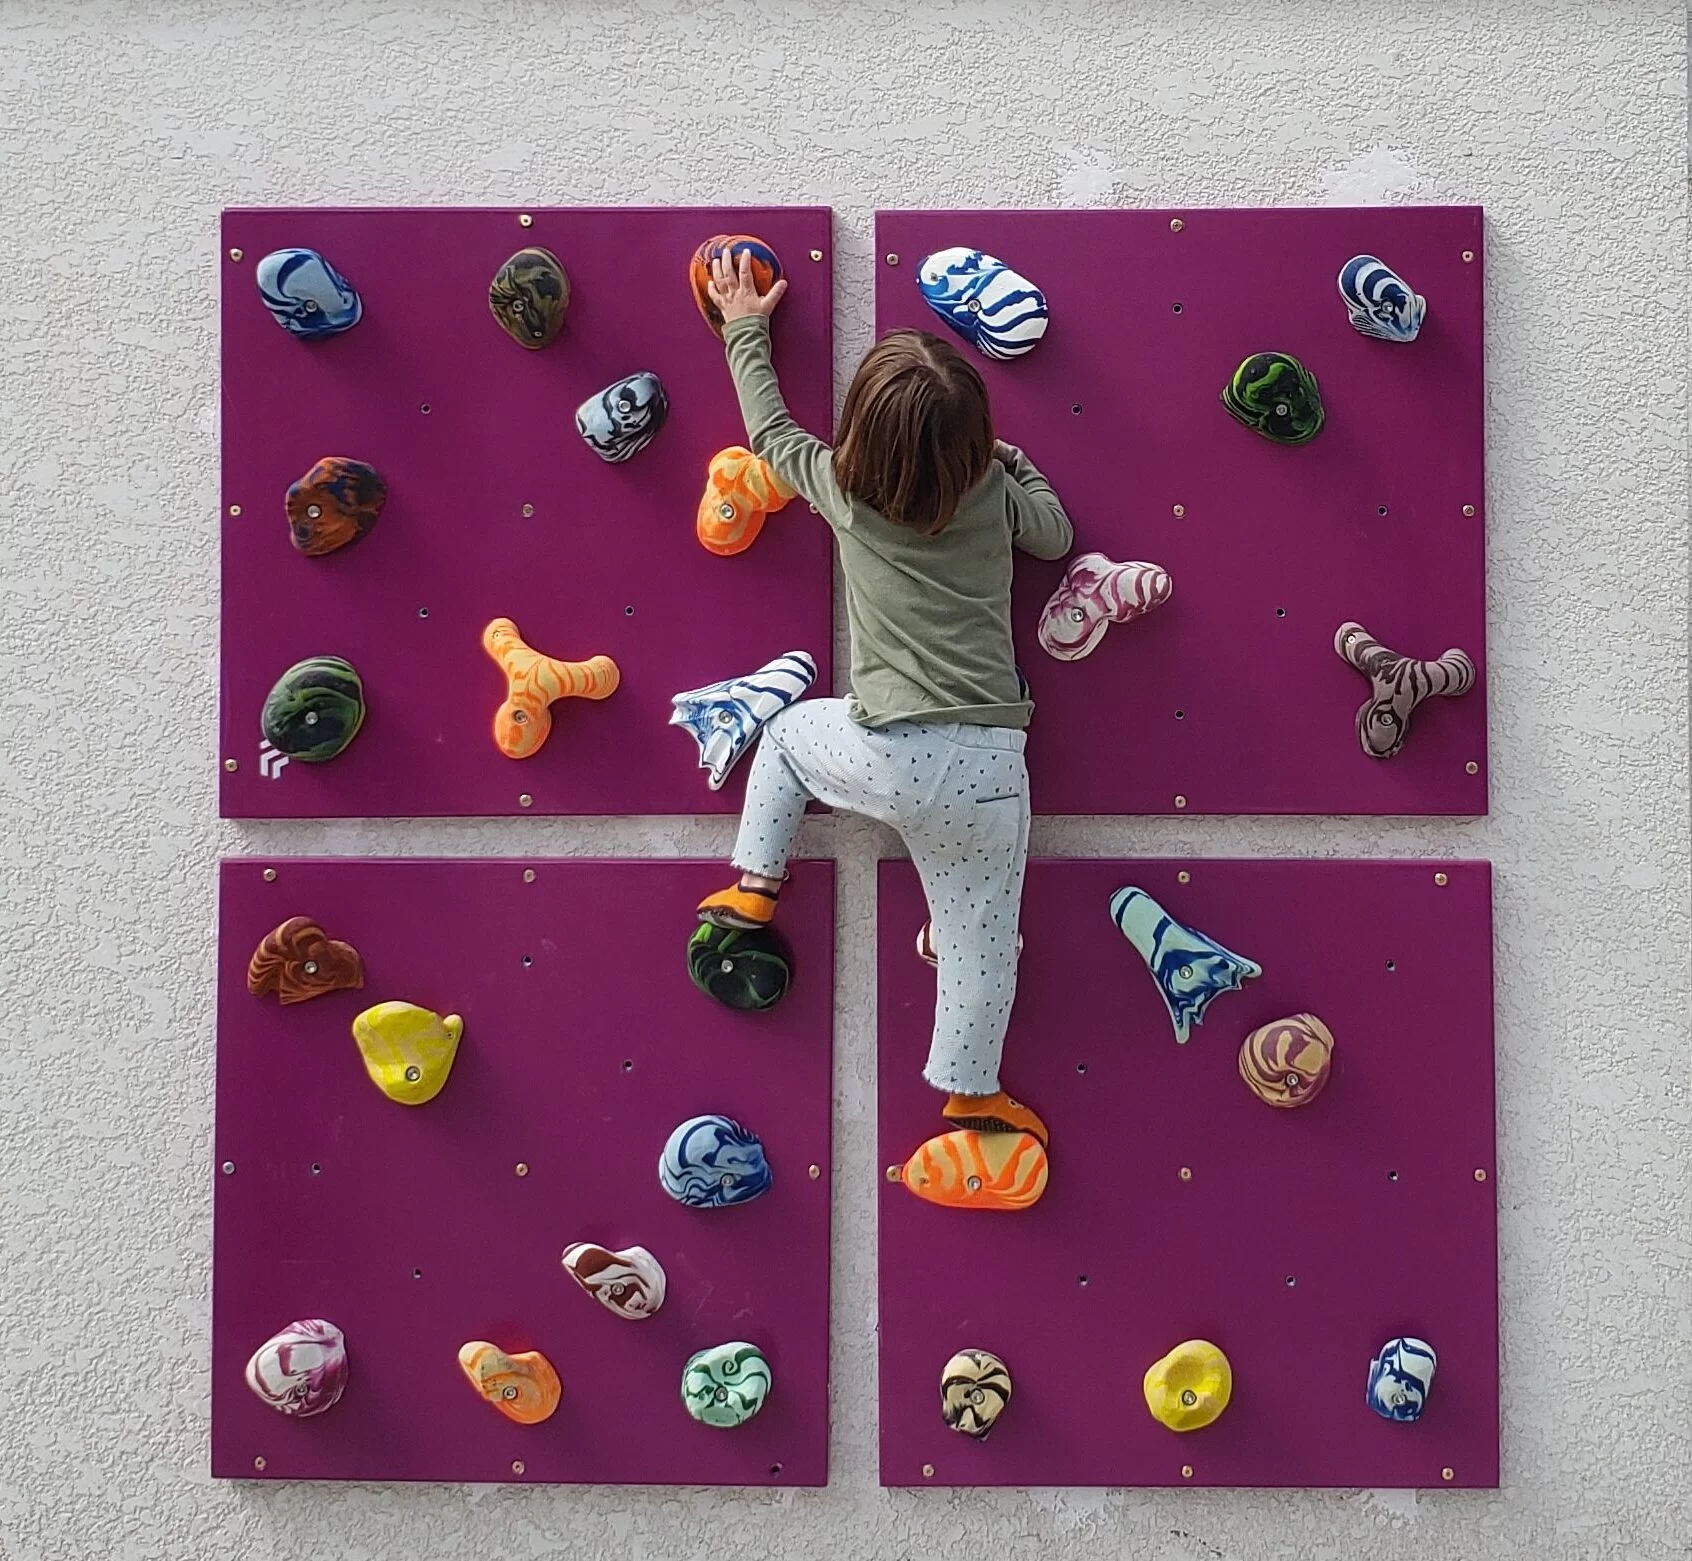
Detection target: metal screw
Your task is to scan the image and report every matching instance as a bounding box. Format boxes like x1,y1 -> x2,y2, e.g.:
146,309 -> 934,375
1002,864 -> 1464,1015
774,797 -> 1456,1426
227,504 -> 242,517
809,249 -> 823,262
221,1160 -> 236,1175
523,868 -> 536,883
1474,1168 -> 1488,1182
518,794 -> 533,808
1461,250 -> 1474,262
885,1165 -> 901,1182
262,868 -> 276,881
1463,504 -> 1476,516
1170,218 -> 1184,232
404,1066 -> 421,1082
254,1455 -> 266,1471
1177,870 -> 1191,884
518,214 -> 533,228
1181,1389 -> 1197,1406
1174,794 -> 1188,809
808,1164 -> 821,1179
1435,872 -> 1449,886
228,248 -> 244,262
515,1162 -> 529,1177
1466,761 -> 1479,775
921,1463 -> 934,1478
1442,1467 -> 1455,1481
885,253 -> 899,265
1181,1464 -> 1194,1479
1179,1166 -> 1193,1181
521,503 -> 534,517
1172,504 -> 1185,518
223,758 -> 238,772
512,1460 -> 526,1475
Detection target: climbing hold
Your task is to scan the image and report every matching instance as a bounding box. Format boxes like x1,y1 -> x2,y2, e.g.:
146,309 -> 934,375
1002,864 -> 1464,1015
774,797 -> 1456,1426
1036,554 -> 1172,661
670,651 -> 816,789
659,1113 -> 772,1207
917,248 -> 1048,360
575,371 -> 667,463
560,1242 -> 667,1320
457,1342 -> 561,1425
1109,887 -> 1261,1045
482,618 -> 619,760
686,923 -> 792,1012
284,457 -> 387,557
1144,1340 -> 1232,1432
246,916 -> 364,1005
1367,1337 -> 1437,1422
690,234 -> 783,337
1222,352 -> 1325,444
917,920 -> 1021,968
350,1001 -> 461,1105
900,1129 -> 1048,1212
681,1341 -> 771,1428
940,1349 -> 1012,1440
1338,255 -> 1425,343
245,1319 -> 348,1418
695,447 -> 797,556
1334,622 -> 1476,760
1239,1013 -> 1334,1107
488,246 -> 569,349
255,248 -> 362,339
260,656 -> 366,763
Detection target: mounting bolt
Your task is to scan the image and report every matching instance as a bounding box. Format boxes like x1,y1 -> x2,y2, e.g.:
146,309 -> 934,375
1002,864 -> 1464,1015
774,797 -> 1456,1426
1174,794 -> 1188,809
1178,1166 -> 1193,1182
921,1463 -> 934,1478
1171,504 -> 1185,518
1176,870 -> 1191,884
518,794 -> 533,808
228,248 -> 244,262
227,504 -> 242,518
885,253 -> 899,266
253,1455 -> 266,1471
809,249 -> 823,262
1474,1168 -> 1488,1182
512,1459 -> 526,1475
1181,1464 -> 1194,1479
1462,504 -> 1476,516
518,214 -> 533,228
1434,872 -> 1449,886
1465,761 -> 1479,775
1169,218 -> 1185,233
223,758 -> 238,772
523,868 -> 536,883
514,1162 -> 529,1177
885,1165 -> 901,1182
1442,1467 -> 1455,1481
808,1164 -> 821,1179
221,1160 -> 236,1175
1461,250 -> 1474,263
262,868 -> 276,882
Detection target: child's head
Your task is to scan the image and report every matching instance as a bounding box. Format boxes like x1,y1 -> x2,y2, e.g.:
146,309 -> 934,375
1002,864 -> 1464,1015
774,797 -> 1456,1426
832,330 -> 992,535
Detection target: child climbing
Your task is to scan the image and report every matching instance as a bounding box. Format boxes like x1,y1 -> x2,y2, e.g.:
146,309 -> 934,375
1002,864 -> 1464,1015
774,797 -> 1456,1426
697,248 -> 1074,1154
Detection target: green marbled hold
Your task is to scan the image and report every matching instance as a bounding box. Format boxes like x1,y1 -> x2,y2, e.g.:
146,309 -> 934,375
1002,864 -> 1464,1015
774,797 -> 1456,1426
1221,351 -> 1325,445
260,655 -> 366,762
687,923 -> 791,1012
681,1341 -> 771,1428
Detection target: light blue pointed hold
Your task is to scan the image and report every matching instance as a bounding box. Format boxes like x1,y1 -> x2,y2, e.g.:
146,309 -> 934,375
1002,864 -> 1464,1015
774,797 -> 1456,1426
669,651 -> 816,791
256,248 -> 363,339
1109,886 -> 1262,1044
1366,1337 -> 1437,1422
659,1114 -> 772,1208
917,248 -> 1048,360
1337,255 -> 1425,343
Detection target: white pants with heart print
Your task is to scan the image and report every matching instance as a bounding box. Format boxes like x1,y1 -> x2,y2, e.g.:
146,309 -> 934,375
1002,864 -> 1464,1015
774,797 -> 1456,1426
732,698 -> 1030,1095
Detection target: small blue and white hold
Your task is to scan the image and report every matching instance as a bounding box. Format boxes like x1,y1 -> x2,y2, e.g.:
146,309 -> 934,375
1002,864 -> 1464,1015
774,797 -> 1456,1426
670,651 -> 817,791
917,247 -> 1049,361
1109,886 -> 1262,1045
1366,1336 -> 1437,1422
255,248 -> 364,340
659,1114 -> 772,1208
1337,255 -> 1425,344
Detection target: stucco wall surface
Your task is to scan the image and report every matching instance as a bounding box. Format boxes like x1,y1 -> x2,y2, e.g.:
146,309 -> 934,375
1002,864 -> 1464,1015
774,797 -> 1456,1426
0,2 -> 1686,1558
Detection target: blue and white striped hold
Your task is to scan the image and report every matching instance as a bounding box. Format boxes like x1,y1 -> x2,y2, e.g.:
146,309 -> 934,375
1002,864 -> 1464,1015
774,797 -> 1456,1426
659,1115 -> 772,1209
669,651 -> 817,792
1109,886 -> 1262,1045
916,248 -> 1048,361
1337,255 -> 1425,343
255,248 -> 363,340
1366,1337 -> 1437,1422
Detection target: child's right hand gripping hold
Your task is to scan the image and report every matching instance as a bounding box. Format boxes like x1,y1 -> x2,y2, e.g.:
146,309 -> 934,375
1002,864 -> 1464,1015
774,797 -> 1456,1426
710,248 -> 787,325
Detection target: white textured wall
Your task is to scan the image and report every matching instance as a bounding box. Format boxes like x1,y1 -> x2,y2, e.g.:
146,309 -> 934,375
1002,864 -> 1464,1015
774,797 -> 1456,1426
0,2 -> 1686,1557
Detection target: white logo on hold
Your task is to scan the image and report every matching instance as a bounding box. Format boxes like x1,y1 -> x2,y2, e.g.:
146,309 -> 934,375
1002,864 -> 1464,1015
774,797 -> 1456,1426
258,741 -> 290,780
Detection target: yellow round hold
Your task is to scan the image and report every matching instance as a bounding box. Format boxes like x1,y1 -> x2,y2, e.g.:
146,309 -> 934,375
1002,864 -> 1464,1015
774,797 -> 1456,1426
351,1002 -> 462,1105
1143,1340 -> 1232,1431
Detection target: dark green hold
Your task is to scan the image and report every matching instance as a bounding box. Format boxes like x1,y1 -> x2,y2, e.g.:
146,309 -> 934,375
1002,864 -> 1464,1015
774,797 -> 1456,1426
260,655 -> 366,762
688,923 -> 792,1012
1222,351 -> 1325,445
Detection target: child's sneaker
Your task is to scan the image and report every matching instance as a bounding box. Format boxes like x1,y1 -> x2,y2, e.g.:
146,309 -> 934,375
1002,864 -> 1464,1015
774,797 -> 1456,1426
697,882 -> 780,929
942,1090 -> 1047,1146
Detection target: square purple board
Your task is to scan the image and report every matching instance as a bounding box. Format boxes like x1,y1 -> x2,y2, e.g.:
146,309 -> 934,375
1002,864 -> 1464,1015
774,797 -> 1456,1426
875,208 -> 1487,816
220,208 -> 833,818
877,857 -> 1497,1487
213,858 -> 833,1484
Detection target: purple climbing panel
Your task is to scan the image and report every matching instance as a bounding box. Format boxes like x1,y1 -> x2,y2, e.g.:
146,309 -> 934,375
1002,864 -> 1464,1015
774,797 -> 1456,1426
877,857 -> 1497,1488
220,207 -> 833,818
213,857 -> 833,1484
876,208 -> 1487,816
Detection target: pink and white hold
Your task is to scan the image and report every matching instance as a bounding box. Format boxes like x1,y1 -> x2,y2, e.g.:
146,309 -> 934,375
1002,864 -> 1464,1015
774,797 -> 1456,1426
1037,554 -> 1172,661
244,1319 -> 349,1417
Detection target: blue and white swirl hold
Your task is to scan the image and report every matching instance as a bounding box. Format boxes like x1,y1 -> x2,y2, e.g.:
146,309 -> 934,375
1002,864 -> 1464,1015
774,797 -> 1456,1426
1109,886 -> 1262,1045
1366,1337 -> 1437,1422
255,248 -> 363,340
670,651 -> 817,791
1337,254 -> 1425,344
659,1114 -> 772,1208
917,248 -> 1048,361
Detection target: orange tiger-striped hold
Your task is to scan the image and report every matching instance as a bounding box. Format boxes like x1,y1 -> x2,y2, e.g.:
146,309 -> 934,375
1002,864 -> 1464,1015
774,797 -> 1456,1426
482,617 -> 619,760
900,1128 -> 1049,1212
697,447 -> 797,557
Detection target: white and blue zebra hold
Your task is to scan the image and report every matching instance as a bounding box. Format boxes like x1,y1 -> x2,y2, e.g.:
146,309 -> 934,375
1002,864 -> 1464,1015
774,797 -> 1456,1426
1337,254 -> 1425,343
669,651 -> 817,792
575,371 -> 668,463
255,248 -> 363,340
659,1114 -> 772,1208
1366,1337 -> 1437,1422
917,247 -> 1049,361
1109,886 -> 1262,1045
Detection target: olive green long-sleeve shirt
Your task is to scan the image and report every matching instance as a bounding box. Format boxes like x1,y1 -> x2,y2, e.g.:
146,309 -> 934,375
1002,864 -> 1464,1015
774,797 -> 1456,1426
724,315 -> 1073,729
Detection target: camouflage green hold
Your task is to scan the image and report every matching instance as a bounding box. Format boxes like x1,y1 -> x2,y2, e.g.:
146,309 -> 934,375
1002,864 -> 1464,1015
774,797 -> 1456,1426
260,655 -> 366,762
1222,351 -> 1325,445
687,923 -> 791,1011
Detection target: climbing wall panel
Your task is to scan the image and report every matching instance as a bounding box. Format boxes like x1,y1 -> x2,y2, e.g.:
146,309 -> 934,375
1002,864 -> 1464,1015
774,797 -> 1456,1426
214,858 -> 833,1484
220,207 -> 833,818
874,207 -> 1487,816
876,857 -> 1497,1488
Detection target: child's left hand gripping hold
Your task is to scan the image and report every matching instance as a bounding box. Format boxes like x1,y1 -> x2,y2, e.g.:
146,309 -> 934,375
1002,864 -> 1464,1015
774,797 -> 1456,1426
710,248 -> 788,325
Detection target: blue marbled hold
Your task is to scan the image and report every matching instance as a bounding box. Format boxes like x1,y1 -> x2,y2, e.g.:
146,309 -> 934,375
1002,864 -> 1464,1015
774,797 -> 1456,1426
916,247 -> 1048,361
575,372 -> 668,463
1109,886 -> 1262,1045
1366,1337 -> 1437,1422
659,1114 -> 772,1208
255,248 -> 363,339
670,651 -> 817,791
1337,254 -> 1425,343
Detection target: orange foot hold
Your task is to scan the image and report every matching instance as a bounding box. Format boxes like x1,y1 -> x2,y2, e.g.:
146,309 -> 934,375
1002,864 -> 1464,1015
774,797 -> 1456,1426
697,447 -> 796,557
457,1341 -> 562,1424
482,617 -> 619,759
901,1129 -> 1048,1212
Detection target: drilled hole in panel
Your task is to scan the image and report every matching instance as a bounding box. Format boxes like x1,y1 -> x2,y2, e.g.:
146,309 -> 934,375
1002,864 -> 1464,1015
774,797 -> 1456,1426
1171,302 -> 1183,313
1075,1062 -> 1087,1074
1077,1274 -> 1090,1286
1275,607 -> 1287,618
1385,959 -> 1397,971
417,607 -> 429,618
622,1059 -> 634,1072
521,954 -> 533,967
1070,403 -> 1083,415
624,605 -> 635,616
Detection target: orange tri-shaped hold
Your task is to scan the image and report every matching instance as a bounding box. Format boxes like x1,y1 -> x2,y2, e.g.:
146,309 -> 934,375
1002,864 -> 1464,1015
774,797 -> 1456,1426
696,447 -> 797,557
900,1129 -> 1048,1212
457,1341 -> 562,1424
482,617 -> 619,759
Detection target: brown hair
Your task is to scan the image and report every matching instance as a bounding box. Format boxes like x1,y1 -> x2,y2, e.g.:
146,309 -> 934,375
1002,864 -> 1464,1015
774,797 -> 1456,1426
832,330 -> 993,534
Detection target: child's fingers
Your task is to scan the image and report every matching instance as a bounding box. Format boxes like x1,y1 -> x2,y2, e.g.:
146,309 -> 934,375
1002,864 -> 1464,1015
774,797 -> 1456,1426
760,277 -> 788,312
712,249 -> 734,290
737,249 -> 754,287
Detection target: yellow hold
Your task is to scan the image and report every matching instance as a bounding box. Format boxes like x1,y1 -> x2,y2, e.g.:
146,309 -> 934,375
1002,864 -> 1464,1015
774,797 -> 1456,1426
1143,1339 -> 1232,1432
351,1002 -> 462,1105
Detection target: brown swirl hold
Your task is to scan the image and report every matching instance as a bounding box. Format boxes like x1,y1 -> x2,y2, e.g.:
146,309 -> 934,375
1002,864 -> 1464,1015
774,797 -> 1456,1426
246,916 -> 365,1005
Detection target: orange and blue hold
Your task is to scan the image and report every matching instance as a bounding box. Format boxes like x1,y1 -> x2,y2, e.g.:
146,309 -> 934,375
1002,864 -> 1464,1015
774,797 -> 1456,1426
690,234 -> 783,337
482,618 -> 619,759
284,457 -> 387,557
900,1128 -> 1048,1212
697,447 -> 796,557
